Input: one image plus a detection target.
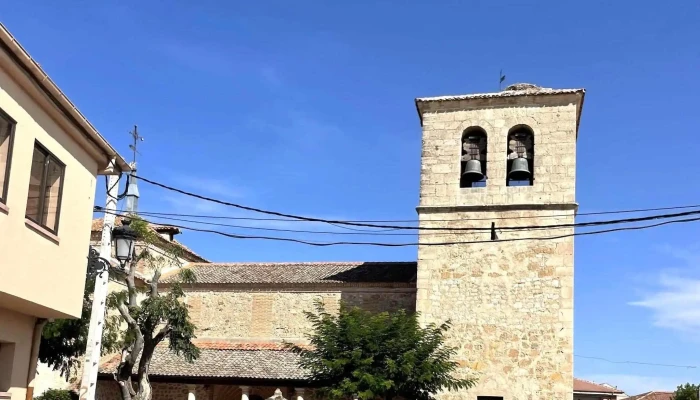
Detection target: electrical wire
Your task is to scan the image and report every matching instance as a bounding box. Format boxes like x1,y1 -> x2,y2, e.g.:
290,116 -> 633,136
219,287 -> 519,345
99,209 -> 700,247
94,208 -> 700,237
108,203 -> 700,223
95,203 -> 700,234
134,174 -> 700,223
575,355 -> 696,369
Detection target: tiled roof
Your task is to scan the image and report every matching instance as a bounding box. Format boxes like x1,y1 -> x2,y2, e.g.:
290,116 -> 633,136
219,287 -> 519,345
92,217 -> 208,263
574,378 -> 625,394
415,84 -> 584,103
626,392 -> 674,400
160,262 -> 417,285
99,341 -> 308,380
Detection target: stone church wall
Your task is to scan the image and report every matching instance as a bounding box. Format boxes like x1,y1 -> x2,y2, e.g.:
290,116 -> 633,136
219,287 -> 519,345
184,286 -> 416,341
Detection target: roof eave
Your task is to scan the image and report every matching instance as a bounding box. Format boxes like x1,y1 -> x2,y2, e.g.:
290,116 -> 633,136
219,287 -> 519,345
414,88 -> 586,136
0,23 -> 130,174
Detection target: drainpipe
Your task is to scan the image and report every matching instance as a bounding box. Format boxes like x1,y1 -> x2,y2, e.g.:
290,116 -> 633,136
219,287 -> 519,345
25,318 -> 47,400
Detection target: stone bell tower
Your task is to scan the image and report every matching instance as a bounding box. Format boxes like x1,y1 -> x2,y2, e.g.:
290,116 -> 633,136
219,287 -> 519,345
414,83 -> 585,400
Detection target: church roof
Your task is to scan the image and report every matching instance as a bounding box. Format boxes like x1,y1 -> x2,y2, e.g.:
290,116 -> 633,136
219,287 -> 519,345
160,261 -> 417,285
415,83 -> 585,103
99,341 -> 308,381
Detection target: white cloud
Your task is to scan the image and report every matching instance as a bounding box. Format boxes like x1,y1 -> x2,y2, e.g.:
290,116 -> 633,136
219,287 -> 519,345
582,374 -> 683,395
175,176 -> 246,199
630,245 -> 700,334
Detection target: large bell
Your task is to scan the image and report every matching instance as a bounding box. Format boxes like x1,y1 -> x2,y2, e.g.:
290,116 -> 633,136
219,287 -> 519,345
462,159 -> 484,181
508,157 -> 531,180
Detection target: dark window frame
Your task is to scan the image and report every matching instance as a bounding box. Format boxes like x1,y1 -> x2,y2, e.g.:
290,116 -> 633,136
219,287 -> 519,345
0,107 -> 17,205
25,140 -> 65,234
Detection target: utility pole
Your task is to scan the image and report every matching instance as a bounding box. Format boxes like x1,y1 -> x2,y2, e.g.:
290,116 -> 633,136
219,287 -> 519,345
79,159 -> 120,400
125,125 -> 143,213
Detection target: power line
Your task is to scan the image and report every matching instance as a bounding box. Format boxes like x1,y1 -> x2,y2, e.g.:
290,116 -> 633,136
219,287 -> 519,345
575,355 -> 696,369
94,208 -> 700,237
96,202 -> 700,233
100,209 -> 700,247
123,175 -> 700,232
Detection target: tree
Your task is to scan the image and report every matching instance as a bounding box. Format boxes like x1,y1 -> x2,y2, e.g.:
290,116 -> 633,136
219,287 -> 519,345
34,389 -> 78,400
39,252 -> 121,379
106,217 -> 199,400
673,383 -> 699,400
286,302 -> 475,400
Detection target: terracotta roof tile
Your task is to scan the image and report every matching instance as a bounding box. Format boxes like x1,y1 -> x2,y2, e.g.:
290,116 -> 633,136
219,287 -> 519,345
574,378 -> 624,394
160,261 -> 417,285
99,341 -> 308,380
626,392 -> 674,400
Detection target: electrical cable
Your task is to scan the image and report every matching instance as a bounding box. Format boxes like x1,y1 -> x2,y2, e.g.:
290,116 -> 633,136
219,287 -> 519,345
94,208 -> 700,237
95,203 -> 700,234
574,355 -> 696,369
99,209 -> 700,247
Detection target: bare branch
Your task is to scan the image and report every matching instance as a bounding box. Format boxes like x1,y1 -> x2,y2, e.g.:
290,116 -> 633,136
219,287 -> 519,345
149,269 -> 161,297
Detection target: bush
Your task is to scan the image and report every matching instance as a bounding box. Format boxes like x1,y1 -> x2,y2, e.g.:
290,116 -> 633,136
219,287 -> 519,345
34,389 -> 78,400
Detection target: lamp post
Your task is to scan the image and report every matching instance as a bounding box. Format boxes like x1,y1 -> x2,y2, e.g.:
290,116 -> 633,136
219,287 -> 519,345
86,220 -> 137,275
112,219 -> 138,268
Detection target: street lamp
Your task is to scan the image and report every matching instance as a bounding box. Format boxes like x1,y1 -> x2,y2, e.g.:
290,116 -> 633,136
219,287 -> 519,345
112,219 -> 138,268
87,219 -> 138,275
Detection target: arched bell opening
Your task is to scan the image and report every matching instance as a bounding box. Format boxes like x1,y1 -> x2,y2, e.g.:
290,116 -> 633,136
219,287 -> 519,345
506,125 -> 534,186
460,127 -> 488,188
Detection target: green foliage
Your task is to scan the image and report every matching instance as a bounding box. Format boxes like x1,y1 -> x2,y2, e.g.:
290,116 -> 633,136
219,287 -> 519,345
286,302 -> 475,400
34,389 -> 78,400
674,383 -> 699,400
39,265 -> 121,379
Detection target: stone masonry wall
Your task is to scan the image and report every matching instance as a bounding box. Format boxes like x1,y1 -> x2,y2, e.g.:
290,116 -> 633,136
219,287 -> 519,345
416,93 -> 580,400
185,286 -> 416,341
419,94 -> 580,208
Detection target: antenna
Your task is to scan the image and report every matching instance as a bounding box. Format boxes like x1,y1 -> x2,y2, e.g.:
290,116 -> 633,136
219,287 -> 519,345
128,125 -> 144,169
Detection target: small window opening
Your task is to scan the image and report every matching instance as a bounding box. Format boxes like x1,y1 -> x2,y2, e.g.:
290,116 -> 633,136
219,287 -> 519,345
507,127 -> 534,186
460,128 -> 487,188
477,397 -> 504,400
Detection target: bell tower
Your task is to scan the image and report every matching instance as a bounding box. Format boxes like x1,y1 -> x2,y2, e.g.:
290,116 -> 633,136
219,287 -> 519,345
415,83 -> 585,400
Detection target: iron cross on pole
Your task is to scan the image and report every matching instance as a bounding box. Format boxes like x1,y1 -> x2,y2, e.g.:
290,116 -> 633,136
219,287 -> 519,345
129,125 -> 144,169
499,70 -> 506,91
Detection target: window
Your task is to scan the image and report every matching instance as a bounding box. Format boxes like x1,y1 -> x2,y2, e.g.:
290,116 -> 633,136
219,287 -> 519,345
506,125 -> 534,186
477,397 -> 503,400
460,127 -> 487,188
0,108 -> 16,204
25,142 -> 65,233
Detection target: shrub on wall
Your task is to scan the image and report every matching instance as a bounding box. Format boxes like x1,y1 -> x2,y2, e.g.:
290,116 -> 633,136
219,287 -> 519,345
34,389 -> 78,400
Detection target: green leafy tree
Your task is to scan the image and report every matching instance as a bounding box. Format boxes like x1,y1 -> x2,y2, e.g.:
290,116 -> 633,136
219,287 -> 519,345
106,217 -> 200,400
39,253 -> 121,379
286,302 -> 475,400
674,383 -> 699,400
34,389 -> 78,400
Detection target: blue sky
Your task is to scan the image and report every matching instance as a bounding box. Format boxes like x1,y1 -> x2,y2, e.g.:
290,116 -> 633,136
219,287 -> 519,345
4,0 -> 700,394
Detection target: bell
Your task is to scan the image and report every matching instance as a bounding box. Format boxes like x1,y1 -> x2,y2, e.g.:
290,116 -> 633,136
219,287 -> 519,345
508,157 -> 531,180
462,159 -> 484,181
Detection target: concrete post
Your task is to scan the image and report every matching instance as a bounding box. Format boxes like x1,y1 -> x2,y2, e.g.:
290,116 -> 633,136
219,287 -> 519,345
294,388 -> 305,400
187,385 -> 196,400
240,386 -> 250,400
79,160 -> 119,400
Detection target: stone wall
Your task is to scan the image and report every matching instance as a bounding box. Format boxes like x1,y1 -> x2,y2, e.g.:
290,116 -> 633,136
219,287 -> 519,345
185,286 -> 416,341
416,92 -> 580,400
